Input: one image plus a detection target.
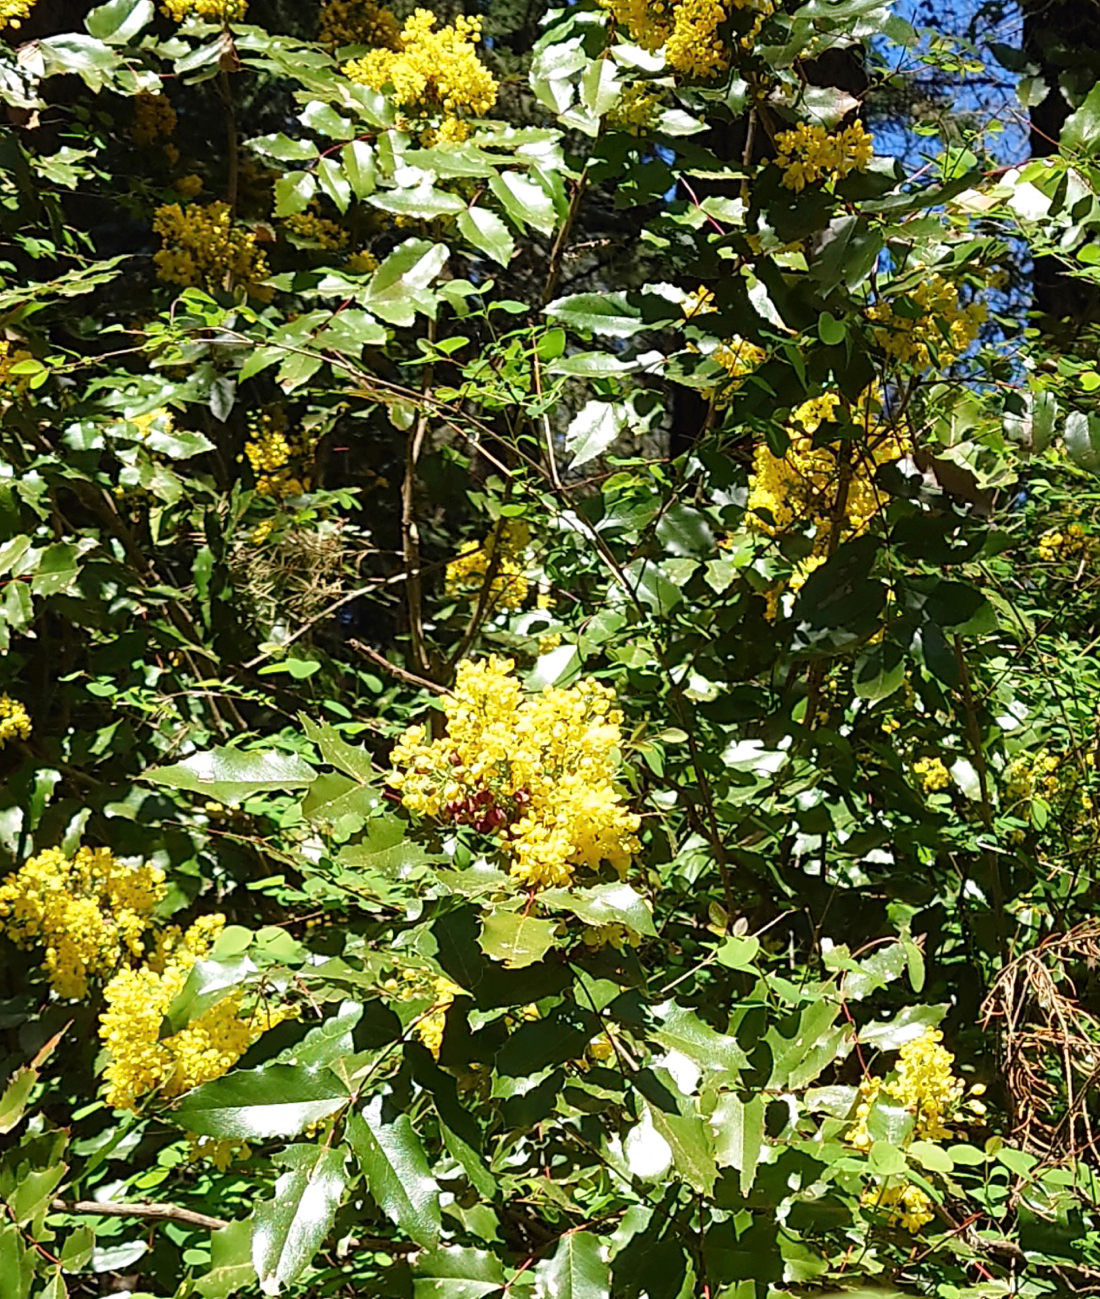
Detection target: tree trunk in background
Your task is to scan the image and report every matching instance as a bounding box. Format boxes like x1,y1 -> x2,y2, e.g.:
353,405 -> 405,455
1023,0 -> 1100,326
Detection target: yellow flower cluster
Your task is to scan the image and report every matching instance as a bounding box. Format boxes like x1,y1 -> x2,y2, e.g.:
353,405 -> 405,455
848,1028 -> 981,1233
774,120 -> 874,191
284,210 -> 348,252
382,968 -> 462,1058
153,202 -> 271,300
1004,750 -> 1060,806
0,0 -> 33,29
344,10 -> 498,140
132,92 -> 177,150
1038,519 -> 1096,564
320,0 -> 401,48
869,273 -> 985,368
913,756 -> 951,793
598,0 -> 729,79
748,394 -> 902,550
243,411 -> 316,498
0,846 -> 165,999
390,656 -> 641,889
0,694 -> 31,747
99,914 -> 293,1111
127,407 -> 174,440
581,922 -> 640,951
446,519 -> 530,611
682,287 -> 767,397
159,0 -> 247,20
0,338 -> 33,387
346,248 -> 379,274
607,85 -> 662,135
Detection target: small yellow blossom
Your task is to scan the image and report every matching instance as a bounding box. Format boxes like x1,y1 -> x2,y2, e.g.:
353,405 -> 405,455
153,201 -> 271,300
174,173 -> 204,198
99,914 -> 294,1110
0,694 -> 31,746
344,9 -> 498,139
159,0 -> 246,19
682,286 -> 767,397
320,0 -> 401,48
0,846 -> 165,998
607,85 -> 662,135
913,756 -> 951,793
242,409 -> 317,498
774,120 -> 873,191
866,1180 -> 936,1232
446,519 -> 530,611
390,656 -> 640,889
284,209 -> 349,252
345,248 -> 379,274
132,92 -> 177,148
869,272 -> 985,369
0,0 -> 34,29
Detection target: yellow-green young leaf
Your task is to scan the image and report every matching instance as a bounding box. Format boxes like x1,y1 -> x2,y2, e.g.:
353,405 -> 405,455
534,1231 -> 609,1299
479,911 -> 557,969
253,1145 -> 348,1296
346,1096 -> 441,1248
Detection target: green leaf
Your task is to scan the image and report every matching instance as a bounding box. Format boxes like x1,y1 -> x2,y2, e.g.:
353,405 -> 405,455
0,1067 -> 36,1135
1062,80 -> 1100,153
479,911 -> 557,968
145,748 -> 315,801
317,156 -> 352,213
347,1096 -> 441,1248
489,171 -> 558,236
711,1093 -> 764,1194
456,208 -> 514,266
84,0 -> 154,42
0,1224 -> 33,1299
538,882 -> 656,937
651,1002 -> 748,1078
251,134 -> 319,164
342,140 -> 377,198
716,935 -> 760,971
274,172 -> 316,218
300,716 -> 378,785
565,400 -> 631,468
811,214 -> 883,292
545,293 -> 646,338
364,239 -> 449,327
370,184 -> 466,219
196,1218 -> 254,1299
414,1246 -> 505,1299
853,642 -> 905,701
169,1065 -> 350,1139
253,1145 -> 348,1296
534,1231 -> 609,1299
161,955 -> 258,1036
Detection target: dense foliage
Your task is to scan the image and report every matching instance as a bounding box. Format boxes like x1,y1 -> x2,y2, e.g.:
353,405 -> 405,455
3,0 -> 1100,1296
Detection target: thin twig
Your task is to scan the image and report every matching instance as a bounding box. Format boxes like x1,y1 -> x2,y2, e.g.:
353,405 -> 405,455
52,1199 -> 229,1232
348,639 -> 448,695
401,322 -> 437,675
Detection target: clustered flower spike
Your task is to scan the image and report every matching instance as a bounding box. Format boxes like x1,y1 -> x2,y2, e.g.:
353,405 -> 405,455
153,201 -> 271,301
389,656 -> 641,889
344,10 -> 498,142
446,519 -> 531,611
159,0 -> 247,20
745,389 -> 904,616
869,272 -> 986,369
382,967 -> 462,1058
682,287 -> 767,398
133,92 -> 177,156
0,845 -> 166,998
0,694 -> 31,747
775,120 -> 874,191
598,0 -> 751,79
848,1027 -> 985,1233
913,756 -> 951,793
320,0 -> 401,49
242,410 -> 317,499
99,914 -> 294,1110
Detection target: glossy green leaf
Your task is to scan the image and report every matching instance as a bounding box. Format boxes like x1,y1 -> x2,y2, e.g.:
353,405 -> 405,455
479,911 -> 557,968
253,1145 -> 348,1296
169,1065 -> 350,1139
414,1246 -> 505,1299
347,1096 -> 441,1248
711,1093 -> 764,1194
457,208 -> 515,266
145,748 -> 315,801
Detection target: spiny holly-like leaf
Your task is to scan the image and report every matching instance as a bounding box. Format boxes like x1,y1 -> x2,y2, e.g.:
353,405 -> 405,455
414,1246 -> 506,1299
253,1145 -> 348,1295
